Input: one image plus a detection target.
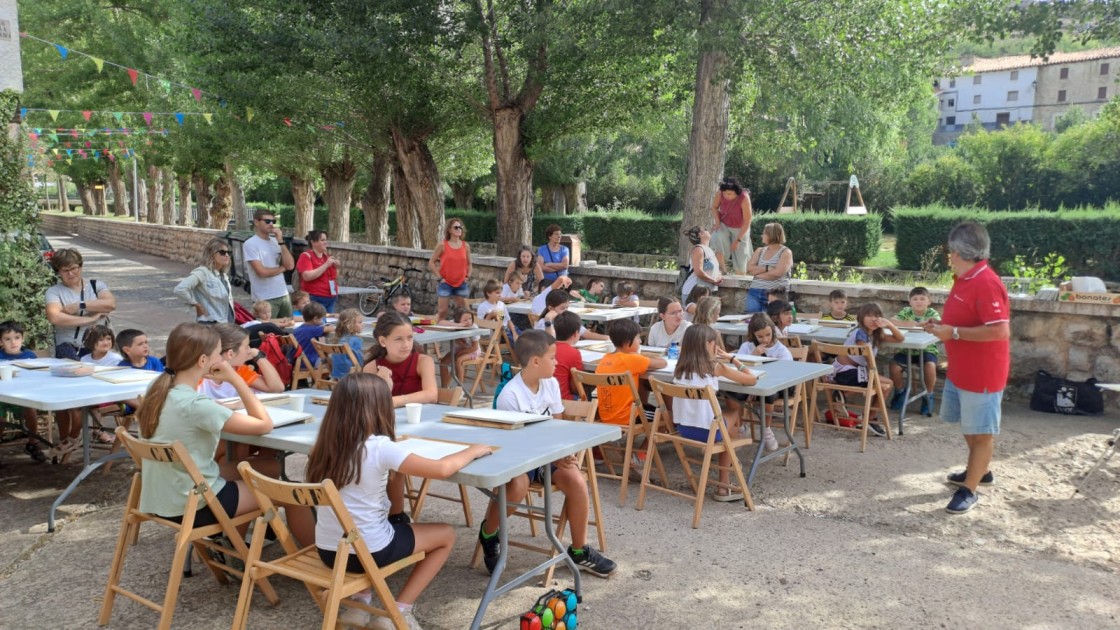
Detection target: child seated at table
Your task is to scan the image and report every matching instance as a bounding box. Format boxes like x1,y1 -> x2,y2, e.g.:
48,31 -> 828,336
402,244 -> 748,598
0,320 -> 49,463
118,328 -> 165,372
330,309 -> 365,381
477,330 -> 617,577
137,322 -> 313,546
552,312 -> 584,400
684,285 -> 711,323
674,324 -> 758,500
80,324 -> 123,366
612,281 -> 641,323
293,301 -> 336,368
570,278 -> 605,303
830,303 -> 902,438
290,290 -> 311,319
500,272 -> 529,303
596,319 -> 668,427
766,300 -> 793,337
438,307 -> 481,386
536,290 -> 609,341
766,287 -> 788,306
199,323 -> 284,399
307,373 -> 491,629
244,300 -> 293,329
736,313 -> 793,451
889,286 -> 941,416
820,289 -> 855,322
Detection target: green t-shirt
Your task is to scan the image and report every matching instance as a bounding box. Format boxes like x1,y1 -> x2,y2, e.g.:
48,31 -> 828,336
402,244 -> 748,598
577,289 -> 601,303
820,313 -> 855,322
139,385 -> 234,517
896,306 -> 940,356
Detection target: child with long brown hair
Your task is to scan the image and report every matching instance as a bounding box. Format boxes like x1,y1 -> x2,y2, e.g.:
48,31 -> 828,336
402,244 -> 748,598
831,302 -> 903,438
135,323 -> 312,542
305,373 -> 491,629
673,324 -> 758,501
330,308 -> 365,381
199,323 -> 284,399
737,313 -> 793,452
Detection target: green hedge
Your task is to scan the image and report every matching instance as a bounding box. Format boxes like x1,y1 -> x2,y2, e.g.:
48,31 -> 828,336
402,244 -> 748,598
893,205 -> 1120,279
252,201 -> 880,264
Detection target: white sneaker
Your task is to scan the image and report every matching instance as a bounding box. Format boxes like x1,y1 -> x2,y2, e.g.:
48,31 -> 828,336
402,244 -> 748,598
401,608 -> 423,630
339,599 -> 371,629
763,428 -> 780,452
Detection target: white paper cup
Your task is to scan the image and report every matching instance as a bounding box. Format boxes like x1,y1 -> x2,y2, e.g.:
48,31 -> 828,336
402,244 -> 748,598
0,365 -> 13,381
288,395 -> 306,412
405,403 -> 422,424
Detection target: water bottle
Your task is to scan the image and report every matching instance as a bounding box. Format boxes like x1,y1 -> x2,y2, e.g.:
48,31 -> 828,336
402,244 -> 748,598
790,301 -> 798,322
667,342 -> 680,360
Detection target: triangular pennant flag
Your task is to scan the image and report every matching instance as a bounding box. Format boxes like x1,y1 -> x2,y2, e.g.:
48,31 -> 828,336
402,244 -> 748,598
91,57 -> 104,72
283,117 -> 292,126
174,112 -> 184,126
49,110 -> 60,121
113,112 -> 124,122
246,107 -> 254,122
66,149 -> 73,156
219,100 -> 227,109
127,68 -> 139,86
66,158 -> 72,164
82,110 -> 92,121
71,130 -> 79,138
142,112 -> 153,125
85,141 -> 92,148
54,44 -> 69,59
28,132 -> 38,142
203,113 -> 212,125
19,108 -> 27,119
191,88 -> 202,102
93,150 -> 100,158
160,79 -> 171,92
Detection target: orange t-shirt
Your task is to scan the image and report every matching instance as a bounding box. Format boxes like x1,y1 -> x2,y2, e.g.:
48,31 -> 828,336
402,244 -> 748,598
594,352 -> 651,425
196,364 -> 260,391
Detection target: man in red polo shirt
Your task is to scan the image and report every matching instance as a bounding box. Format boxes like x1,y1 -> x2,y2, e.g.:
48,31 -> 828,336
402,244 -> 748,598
924,222 -> 1010,514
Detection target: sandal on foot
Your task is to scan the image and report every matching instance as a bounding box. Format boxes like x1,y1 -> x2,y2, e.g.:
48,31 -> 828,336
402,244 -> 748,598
91,428 -> 116,444
713,487 -> 744,502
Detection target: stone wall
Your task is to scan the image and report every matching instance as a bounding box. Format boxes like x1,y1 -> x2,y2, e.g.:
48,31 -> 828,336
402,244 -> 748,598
41,213 -> 1120,404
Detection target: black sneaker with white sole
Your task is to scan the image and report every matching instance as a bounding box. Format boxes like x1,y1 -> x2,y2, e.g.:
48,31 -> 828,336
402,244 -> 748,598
567,545 -> 617,578
865,423 -> 887,438
478,525 -> 501,575
946,470 -> 994,487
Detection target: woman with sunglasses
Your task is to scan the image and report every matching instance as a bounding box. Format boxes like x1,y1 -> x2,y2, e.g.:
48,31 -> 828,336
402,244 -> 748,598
428,219 -> 473,321
174,237 -> 235,324
296,230 -> 341,314
709,177 -> 753,274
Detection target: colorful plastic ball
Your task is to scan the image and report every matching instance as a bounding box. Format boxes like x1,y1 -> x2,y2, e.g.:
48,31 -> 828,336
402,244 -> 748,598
555,622 -> 566,630
550,599 -> 567,618
541,609 -> 554,627
564,592 -> 578,611
566,612 -> 577,629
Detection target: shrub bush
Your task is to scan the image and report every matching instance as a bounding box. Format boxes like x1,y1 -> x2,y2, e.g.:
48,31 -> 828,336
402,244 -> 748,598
894,205 -> 1120,279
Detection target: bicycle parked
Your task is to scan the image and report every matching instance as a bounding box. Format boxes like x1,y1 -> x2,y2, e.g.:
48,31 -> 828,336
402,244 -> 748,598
360,264 -> 425,316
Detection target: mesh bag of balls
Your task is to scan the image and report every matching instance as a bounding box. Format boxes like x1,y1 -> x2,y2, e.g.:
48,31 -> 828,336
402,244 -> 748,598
519,588 -> 579,630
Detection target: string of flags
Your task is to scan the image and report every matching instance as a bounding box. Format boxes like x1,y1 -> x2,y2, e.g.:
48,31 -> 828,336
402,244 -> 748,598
20,107 -> 213,126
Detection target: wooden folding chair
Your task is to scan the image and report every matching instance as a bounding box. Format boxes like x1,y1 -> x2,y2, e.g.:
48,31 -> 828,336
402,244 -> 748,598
283,334 -> 321,389
97,406 -> 138,476
310,340 -> 361,390
779,335 -> 803,349
637,379 -> 755,528
740,347 -> 812,451
401,387 -> 475,527
470,400 -> 607,584
572,370 -> 666,506
461,318 -> 504,399
232,463 -> 425,630
498,317 -> 521,367
810,341 -> 893,452
100,428 -> 276,630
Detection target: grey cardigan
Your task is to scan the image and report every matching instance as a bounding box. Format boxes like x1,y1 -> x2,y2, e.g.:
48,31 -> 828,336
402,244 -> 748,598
173,266 -> 234,323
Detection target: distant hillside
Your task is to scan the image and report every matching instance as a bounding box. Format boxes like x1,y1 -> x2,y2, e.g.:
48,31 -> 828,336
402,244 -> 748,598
952,35 -> 1120,60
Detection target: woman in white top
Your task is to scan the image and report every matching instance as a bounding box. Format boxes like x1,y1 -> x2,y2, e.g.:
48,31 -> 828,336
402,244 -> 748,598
680,226 -> 723,300
647,296 -> 691,349
672,324 -> 758,501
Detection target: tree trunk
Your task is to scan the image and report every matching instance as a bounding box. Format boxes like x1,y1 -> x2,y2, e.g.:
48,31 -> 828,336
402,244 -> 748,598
227,161 -> 249,231
540,185 -> 562,214
57,175 -> 70,212
563,182 -> 586,214
192,172 -> 212,228
93,184 -> 109,216
390,129 -> 444,249
209,173 -> 233,229
360,152 -> 392,245
77,183 -> 95,215
392,160 -> 421,249
177,174 -> 192,225
493,107 -> 535,256
450,180 -> 477,210
107,161 -> 129,217
679,0 -> 732,261
320,157 -> 357,243
289,174 -> 316,237
146,165 -> 162,224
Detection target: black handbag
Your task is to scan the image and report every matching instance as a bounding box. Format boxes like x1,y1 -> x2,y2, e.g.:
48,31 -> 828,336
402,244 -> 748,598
1029,370 -> 1104,416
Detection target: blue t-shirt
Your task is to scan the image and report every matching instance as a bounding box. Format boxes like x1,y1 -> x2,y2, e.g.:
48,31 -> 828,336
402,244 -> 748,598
294,324 -> 325,366
1,349 -> 37,361
537,244 -> 570,282
119,356 -> 165,372
331,335 -> 364,380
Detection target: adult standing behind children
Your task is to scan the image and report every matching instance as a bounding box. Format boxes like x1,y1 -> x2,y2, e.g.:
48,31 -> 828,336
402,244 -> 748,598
923,222 -> 1010,515
296,230 -> 341,314
243,209 -> 295,318
45,248 -> 115,359
428,219 -> 473,321
174,238 -> 235,324
709,177 -> 753,274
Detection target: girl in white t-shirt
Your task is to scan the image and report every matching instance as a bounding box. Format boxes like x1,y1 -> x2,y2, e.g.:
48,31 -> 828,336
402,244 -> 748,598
305,373 -> 491,628
736,313 -> 794,452
80,324 -> 123,366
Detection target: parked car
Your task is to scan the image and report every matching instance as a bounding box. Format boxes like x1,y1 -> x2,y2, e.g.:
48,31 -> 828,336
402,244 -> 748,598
1,230 -> 55,264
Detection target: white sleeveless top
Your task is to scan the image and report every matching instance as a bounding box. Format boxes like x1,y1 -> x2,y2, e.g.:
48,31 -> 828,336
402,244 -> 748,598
672,373 -> 720,430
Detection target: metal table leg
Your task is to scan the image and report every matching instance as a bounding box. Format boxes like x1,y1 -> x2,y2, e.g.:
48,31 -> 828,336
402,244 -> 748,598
747,392 -> 806,487
49,408 -> 115,532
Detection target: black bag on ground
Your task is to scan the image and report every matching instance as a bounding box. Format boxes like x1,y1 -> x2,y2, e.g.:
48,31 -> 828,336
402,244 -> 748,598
1030,370 -> 1104,416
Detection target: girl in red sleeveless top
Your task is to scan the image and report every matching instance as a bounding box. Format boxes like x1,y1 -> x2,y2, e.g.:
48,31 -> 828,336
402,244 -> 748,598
428,219 -> 473,321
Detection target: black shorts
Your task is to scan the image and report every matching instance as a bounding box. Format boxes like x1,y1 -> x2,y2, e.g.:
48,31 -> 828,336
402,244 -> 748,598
317,521 -> 416,571
526,463 -> 559,484
162,479 -> 240,528
833,369 -> 868,388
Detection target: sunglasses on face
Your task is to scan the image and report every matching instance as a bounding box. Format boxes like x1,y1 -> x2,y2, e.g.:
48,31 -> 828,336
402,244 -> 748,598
259,218 -> 276,224
217,250 -> 231,256
451,225 -> 463,231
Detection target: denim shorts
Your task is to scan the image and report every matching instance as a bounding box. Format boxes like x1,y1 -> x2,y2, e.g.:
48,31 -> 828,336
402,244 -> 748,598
437,281 -> 470,298
940,378 -> 1002,435
893,351 -> 938,366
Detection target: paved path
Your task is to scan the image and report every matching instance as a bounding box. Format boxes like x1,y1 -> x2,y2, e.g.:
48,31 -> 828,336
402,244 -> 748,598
1,232 -> 1117,629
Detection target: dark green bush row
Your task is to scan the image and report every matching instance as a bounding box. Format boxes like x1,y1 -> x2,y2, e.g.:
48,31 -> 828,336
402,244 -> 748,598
893,205 -> 1120,279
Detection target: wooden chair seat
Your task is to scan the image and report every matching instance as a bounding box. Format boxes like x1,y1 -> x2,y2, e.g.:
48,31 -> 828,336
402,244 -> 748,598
810,341 -> 892,452
310,340 -> 361,390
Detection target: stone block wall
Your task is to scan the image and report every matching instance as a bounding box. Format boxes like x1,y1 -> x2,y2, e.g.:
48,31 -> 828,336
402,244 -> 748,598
41,214 -> 1120,404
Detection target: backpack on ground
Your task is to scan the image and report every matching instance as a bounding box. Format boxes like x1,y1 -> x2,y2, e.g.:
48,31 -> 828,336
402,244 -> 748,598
491,362 -> 515,409
259,333 -> 295,389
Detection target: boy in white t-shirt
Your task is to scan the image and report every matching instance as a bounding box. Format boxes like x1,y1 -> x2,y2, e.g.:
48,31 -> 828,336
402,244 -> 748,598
476,279 -> 507,322
477,330 -> 617,579
500,272 -> 529,303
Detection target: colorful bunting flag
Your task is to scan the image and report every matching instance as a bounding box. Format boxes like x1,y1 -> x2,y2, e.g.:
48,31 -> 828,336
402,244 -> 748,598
54,44 -> 68,59
82,110 -> 92,121
113,112 -> 124,122
174,113 -> 185,126
127,68 -> 139,86
49,110 -> 60,121
246,107 -> 254,122
191,88 -> 202,102
203,113 -> 212,125
20,108 -> 27,119
142,112 -> 153,125
91,57 -> 104,73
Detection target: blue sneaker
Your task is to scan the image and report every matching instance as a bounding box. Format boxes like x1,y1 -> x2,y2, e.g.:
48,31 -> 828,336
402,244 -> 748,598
919,395 -> 930,416
946,487 -> 979,514
925,393 -> 935,417
889,390 -> 905,411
